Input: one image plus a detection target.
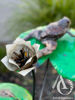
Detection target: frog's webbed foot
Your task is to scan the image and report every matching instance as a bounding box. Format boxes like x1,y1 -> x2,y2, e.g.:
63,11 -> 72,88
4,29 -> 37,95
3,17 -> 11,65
67,31 -> 75,37
38,40 -> 57,58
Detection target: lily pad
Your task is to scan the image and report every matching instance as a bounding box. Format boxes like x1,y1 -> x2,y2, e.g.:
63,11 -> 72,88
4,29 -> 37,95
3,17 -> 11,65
19,27 -> 75,81
0,83 -> 32,100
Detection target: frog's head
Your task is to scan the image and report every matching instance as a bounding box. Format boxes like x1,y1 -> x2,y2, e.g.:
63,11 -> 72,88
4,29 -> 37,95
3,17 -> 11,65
58,17 -> 71,29
58,17 -> 75,37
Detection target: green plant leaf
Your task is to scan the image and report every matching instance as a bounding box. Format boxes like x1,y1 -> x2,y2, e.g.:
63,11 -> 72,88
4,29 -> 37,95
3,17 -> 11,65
0,83 -> 32,100
19,27 -> 75,81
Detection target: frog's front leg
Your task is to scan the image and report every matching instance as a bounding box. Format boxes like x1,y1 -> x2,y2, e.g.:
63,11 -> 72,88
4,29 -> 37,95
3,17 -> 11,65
38,40 -> 57,58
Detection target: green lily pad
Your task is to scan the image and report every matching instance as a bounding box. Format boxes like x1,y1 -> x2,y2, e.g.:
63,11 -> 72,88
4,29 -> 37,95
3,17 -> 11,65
0,83 -> 32,100
19,27 -> 75,81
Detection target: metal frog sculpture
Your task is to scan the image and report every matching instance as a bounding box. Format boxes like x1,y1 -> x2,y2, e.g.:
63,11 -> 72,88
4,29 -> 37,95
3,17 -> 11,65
24,17 -> 75,58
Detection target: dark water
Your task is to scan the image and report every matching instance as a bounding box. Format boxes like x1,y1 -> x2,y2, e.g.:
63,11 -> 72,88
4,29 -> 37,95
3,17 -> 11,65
0,61 -> 75,100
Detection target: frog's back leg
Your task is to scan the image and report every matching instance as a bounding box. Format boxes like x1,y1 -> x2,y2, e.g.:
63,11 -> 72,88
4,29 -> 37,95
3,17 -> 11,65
38,40 -> 57,58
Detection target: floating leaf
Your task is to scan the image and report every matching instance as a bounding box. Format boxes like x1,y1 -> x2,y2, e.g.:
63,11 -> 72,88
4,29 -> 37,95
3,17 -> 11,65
19,27 -> 75,81
0,83 -> 32,100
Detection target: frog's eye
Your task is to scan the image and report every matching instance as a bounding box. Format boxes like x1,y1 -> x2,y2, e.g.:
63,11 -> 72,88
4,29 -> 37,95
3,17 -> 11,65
24,52 -> 27,57
67,20 -> 70,24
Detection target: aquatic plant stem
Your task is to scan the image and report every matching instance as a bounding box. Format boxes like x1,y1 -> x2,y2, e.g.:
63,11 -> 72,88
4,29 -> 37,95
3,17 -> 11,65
32,70 -> 36,100
39,59 -> 49,100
